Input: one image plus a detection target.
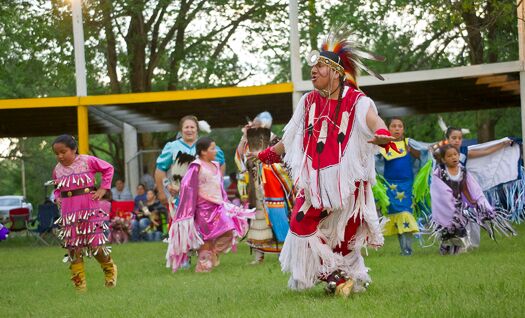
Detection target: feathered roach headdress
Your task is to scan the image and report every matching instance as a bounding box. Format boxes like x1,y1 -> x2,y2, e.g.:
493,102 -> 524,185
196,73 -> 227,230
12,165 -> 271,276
307,27 -> 385,88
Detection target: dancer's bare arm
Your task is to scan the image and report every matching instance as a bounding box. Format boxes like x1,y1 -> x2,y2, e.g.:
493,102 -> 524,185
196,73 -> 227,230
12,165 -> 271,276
272,141 -> 285,155
365,106 -> 395,145
155,168 -> 168,204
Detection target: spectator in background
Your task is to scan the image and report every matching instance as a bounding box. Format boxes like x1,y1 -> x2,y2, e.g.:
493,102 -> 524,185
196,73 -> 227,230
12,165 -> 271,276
226,172 -> 241,206
141,167 -> 155,191
155,115 -> 226,208
131,189 -> 167,242
133,184 -> 147,213
142,189 -> 168,241
111,179 -> 133,201
226,172 -> 239,203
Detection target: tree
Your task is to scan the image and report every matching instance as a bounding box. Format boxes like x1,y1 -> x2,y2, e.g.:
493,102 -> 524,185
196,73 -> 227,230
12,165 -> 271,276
0,137 -> 58,210
92,0 -> 288,175
296,0 -> 520,142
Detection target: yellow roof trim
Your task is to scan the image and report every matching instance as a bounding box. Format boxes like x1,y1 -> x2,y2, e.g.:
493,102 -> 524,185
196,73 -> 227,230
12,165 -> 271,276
81,83 -> 293,106
0,83 -> 293,110
0,96 -> 79,109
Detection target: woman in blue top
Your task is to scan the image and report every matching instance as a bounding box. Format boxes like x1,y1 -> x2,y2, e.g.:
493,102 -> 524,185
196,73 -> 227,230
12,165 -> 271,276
155,115 -> 225,207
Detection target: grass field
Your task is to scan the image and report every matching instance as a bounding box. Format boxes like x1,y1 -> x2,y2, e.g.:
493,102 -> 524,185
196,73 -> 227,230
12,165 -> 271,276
1,224 -> 524,318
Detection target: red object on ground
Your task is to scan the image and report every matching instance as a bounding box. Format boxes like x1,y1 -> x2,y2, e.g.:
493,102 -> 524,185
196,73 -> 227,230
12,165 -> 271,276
8,208 -> 31,232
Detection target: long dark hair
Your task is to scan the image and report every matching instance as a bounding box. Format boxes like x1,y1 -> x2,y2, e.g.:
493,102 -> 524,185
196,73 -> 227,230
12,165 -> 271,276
438,144 -> 459,164
196,136 -> 214,157
445,127 -> 462,139
52,134 -> 79,154
389,117 -> 404,126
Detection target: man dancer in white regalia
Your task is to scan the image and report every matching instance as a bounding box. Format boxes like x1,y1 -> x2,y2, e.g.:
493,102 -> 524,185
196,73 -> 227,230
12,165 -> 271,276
255,29 -> 397,297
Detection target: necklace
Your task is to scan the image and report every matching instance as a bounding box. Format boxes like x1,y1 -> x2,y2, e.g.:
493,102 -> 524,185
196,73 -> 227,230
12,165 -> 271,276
319,84 -> 341,99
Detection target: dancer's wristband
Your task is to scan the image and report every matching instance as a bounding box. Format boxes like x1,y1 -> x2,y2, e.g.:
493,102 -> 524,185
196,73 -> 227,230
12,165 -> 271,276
258,146 -> 282,164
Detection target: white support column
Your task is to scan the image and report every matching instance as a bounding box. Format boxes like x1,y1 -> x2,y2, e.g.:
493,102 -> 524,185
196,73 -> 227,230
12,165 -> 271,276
518,0 -> 525,156
124,123 -> 139,196
21,158 -> 26,198
72,0 -> 89,153
288,0 -> 303,109
72,0 -> 87,97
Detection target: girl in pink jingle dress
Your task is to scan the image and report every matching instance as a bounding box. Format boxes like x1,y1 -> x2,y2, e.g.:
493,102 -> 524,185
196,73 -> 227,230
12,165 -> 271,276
166,137 -> 255,273
52,135 -> 117,291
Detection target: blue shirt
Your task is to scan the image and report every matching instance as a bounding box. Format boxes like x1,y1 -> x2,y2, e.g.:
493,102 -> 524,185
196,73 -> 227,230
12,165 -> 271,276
459,146 -> 468,166
156,139 -> 225,172
134,193 -> 147,210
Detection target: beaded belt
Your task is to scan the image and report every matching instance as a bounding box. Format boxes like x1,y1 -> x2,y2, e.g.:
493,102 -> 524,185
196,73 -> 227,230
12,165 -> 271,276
60,187 -> 96,198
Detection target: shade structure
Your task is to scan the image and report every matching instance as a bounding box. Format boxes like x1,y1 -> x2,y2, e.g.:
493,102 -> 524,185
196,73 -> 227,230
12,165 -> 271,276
0,61 -> 522,137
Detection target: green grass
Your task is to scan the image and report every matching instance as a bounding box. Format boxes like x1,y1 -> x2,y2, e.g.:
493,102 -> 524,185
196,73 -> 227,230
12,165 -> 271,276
2,225 -> 525,318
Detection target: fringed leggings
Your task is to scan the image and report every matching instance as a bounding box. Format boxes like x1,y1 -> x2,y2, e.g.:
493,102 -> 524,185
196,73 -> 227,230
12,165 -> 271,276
290,195 -> 361,279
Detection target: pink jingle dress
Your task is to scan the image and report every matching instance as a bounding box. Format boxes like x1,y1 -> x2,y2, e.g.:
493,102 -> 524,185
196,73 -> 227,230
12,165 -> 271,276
53,155 -> 114,257
166,159 -> 255,272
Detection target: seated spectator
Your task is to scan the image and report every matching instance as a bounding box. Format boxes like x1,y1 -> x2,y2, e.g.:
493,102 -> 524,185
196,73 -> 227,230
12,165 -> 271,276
111,179 -> 133,201
134,184 -> 147,212
226,172 -> 239,201
141,167 -> 156,191
131,189 -> 167,241
143,190 -> 168,241
226,172 -> 241,206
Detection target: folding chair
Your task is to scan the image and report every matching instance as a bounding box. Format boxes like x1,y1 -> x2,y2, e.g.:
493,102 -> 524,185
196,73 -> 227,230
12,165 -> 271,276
7,208 -> 41,242
109,201 -> 134,244
31,202 -> 61,245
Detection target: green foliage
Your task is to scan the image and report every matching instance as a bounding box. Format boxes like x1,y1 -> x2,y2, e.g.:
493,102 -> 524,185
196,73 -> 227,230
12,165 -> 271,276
301,0 -> 518,73
1,225 -> 524,317
0,134 -> 124,209
0,137 -> 57,210
206,127 -> 243,174
0,1 -> 522,202
395,107 -> 522,142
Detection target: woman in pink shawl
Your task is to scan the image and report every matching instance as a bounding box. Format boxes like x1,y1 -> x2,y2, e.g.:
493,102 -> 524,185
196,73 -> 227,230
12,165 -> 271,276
430,145 -> 515,255
166,137 -> 254,272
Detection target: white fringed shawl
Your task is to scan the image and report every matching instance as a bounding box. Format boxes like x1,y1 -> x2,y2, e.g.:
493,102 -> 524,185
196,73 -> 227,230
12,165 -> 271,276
282,87 -> 378,211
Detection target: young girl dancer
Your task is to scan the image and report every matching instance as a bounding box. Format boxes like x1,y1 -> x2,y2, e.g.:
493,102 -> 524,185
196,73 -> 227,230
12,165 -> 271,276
52,134 -> 116,291
433,127 -> 514,247
166,137 -> 254,272
443,127 -> 512,166
430,145 -> 515,255
379,117 -> 420,256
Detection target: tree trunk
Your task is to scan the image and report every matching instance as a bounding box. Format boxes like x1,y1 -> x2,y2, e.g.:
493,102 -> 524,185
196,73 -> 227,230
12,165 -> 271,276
477,119 -> 496,143
167,19 -> 187,90
307,0 -> 318,50
138,132 -> 161,179
101,0 -> 121,93
461,11 -> 484,64
485,0 -> 498,63
477,110 -> 498,143
125,2 -> 147,93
